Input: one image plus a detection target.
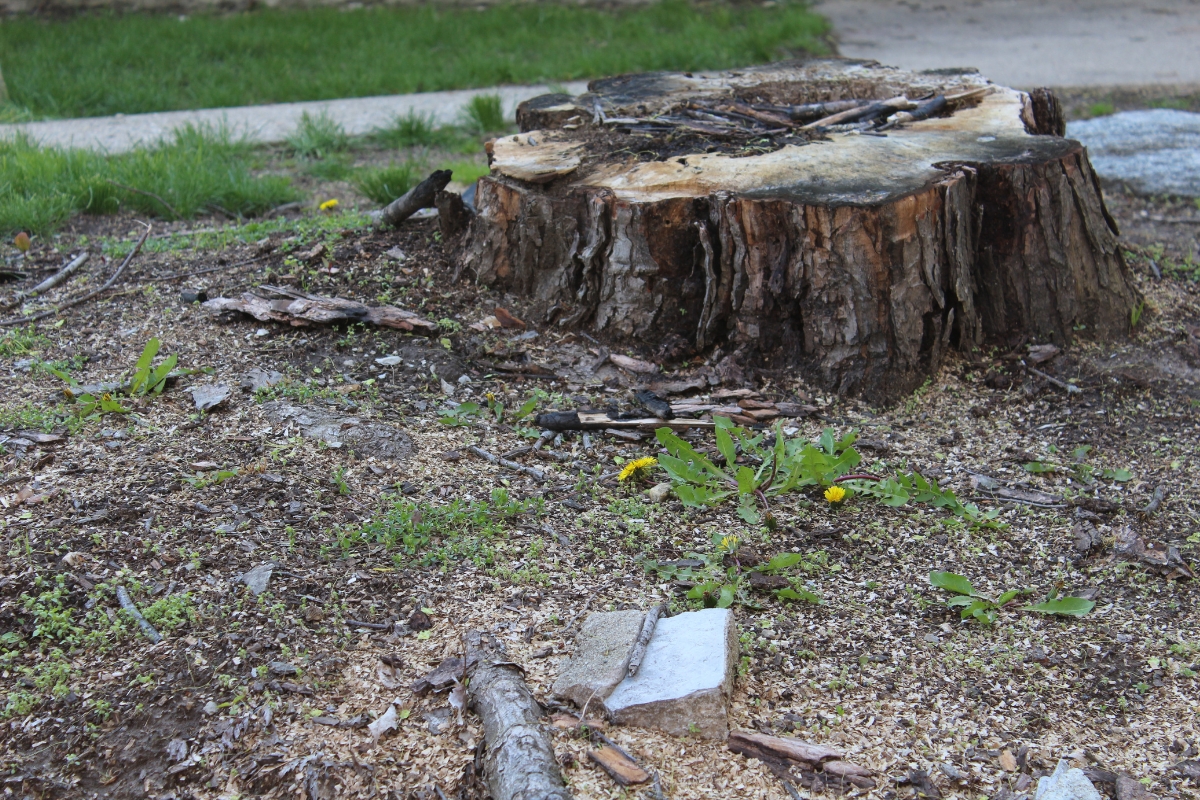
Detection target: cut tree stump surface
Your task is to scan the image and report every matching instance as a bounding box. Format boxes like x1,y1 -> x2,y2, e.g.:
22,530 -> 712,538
459,59 -> 1139,400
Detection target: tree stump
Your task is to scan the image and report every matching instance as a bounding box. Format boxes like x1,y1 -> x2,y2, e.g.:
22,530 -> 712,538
457,59 -> 1139,400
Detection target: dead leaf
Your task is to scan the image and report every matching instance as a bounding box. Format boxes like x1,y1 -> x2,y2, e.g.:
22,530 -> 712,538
1028,343 -> 1060,364
190,461 -> 220,471
493,306 -> 526,329
999,749 -> 1017,772
408,609 -> 433,631
411,657 -> 463,696
367,704 -> 398,744
189,384 -> 231,412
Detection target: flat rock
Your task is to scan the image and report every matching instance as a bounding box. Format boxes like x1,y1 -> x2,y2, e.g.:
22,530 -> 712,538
1036,759 -> 1104,800
603,607 -> 736,739
1067,110 -> 1200,197
241,368 -> 283,392
261,401 -> 413,461
551,610 -> 644,708
240,563 -> 275,596
189,383 -> 232,412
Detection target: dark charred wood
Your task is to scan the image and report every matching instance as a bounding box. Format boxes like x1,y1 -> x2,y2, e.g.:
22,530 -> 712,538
634,391 -> 673,419
436,190 -> 472,240
379,169 -> 452,227
1023,87 -> 1067,136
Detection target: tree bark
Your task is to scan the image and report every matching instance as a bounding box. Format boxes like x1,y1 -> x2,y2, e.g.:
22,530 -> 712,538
463,630 -> 571,800
457,59 -> 1139,401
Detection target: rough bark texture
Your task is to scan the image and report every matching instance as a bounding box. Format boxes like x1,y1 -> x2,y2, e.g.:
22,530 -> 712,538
458,59 -> 1139,402
463,630 -> 571,800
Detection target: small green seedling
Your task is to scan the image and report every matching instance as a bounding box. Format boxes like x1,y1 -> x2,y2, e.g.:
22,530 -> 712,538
929,571 -> 1095,626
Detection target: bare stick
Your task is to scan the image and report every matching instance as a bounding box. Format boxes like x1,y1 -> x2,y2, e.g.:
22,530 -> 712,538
105,179 -> 180,219
467,445 -> 547,482
378,170 -> 452,227
26,252 -> 89,297
0,224 -> 150,327
626,604 -> 664,676
1028,365 -> 1082,394
116,586 -> 162,644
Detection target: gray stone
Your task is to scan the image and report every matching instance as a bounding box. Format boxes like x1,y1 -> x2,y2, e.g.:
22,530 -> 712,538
551,610 -> 644,708
1035,759 -> 1104,800
603,608 -> 737,739
261,401 -> 413,461
240,563 -> 275,596
189,383 -> 232,412
240,368 -> 283,393
1067,110 -> 1200,197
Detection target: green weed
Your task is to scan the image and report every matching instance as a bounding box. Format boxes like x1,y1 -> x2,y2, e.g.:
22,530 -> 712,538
353,162 -> 419,205
287,111 -> 350,160
1022,445 -> 1132,484
0,327 -> 48,357
1087,101 -> 1116,118
1,127 -> 297,235
462,94 -> 507,134
48,337 -> 182,419
644,531 -> 822,609
929,571 -> 1095,626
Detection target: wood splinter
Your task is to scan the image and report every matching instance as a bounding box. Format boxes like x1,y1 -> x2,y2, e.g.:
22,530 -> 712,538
378,169 -> 452,227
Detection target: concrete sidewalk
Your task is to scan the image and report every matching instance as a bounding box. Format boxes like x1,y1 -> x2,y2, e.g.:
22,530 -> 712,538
814,0 -> 1200,88
0,81 -> 589,154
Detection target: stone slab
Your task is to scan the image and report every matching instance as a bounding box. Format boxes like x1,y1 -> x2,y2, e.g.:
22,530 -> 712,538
1035,759 -> 1104,800
1067,109 -> 1200,197
604,607 -> 737,739
551,610 -> 644,708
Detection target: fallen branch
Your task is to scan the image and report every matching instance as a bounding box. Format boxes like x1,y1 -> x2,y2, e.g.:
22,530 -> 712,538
463,630 -> 571,800
728,731 -> 876,790
0,224 -> 150,328
626,604 -> 664,676
378,169 -> 453,227
21,252 -> 90,300
203,285 -> 438,334
467,445 -> 547,482
1028,365 -> 1083,394
116,586 -> 163,644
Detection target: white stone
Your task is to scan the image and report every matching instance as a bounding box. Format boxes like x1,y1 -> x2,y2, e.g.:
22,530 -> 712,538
551,610 -> 644,708
1035,760 -> 1104,800
604,608 -> 737,739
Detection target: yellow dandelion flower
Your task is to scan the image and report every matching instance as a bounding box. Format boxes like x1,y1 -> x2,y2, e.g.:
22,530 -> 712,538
319,198 -> 339,211
824,485 -> 847,504
720,535 -> 739,551
618,456 -> 658,482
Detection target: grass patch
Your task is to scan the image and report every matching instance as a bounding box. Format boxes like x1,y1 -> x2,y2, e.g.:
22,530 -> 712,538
287,111 -> 351,160
0,1 -> 829,119
353,162 -> 420,205
0,125 -> 298,236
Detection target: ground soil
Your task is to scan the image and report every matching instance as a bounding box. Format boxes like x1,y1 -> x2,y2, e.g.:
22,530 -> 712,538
0,146 -> 1197,800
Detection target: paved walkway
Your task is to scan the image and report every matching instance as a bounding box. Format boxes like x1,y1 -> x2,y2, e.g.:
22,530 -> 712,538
814,0 -> 1200,88
0,81 -> 589,153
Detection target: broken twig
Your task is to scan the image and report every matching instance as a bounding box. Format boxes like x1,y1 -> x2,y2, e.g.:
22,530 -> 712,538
1142,485 -> 1168,516
0,223 -> 150,327
116,586 -> 163,644
467,445 -> 547,482
626,604 -> 664,676
1028,365 -> 1082,394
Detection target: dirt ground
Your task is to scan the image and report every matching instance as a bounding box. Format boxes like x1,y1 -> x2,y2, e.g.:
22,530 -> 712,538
0,162 -> 1198,800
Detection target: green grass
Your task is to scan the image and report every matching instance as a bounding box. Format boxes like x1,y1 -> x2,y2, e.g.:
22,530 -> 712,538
353,162 -> 420,205
0,1 -> 829,119
0,125 -> 298,235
